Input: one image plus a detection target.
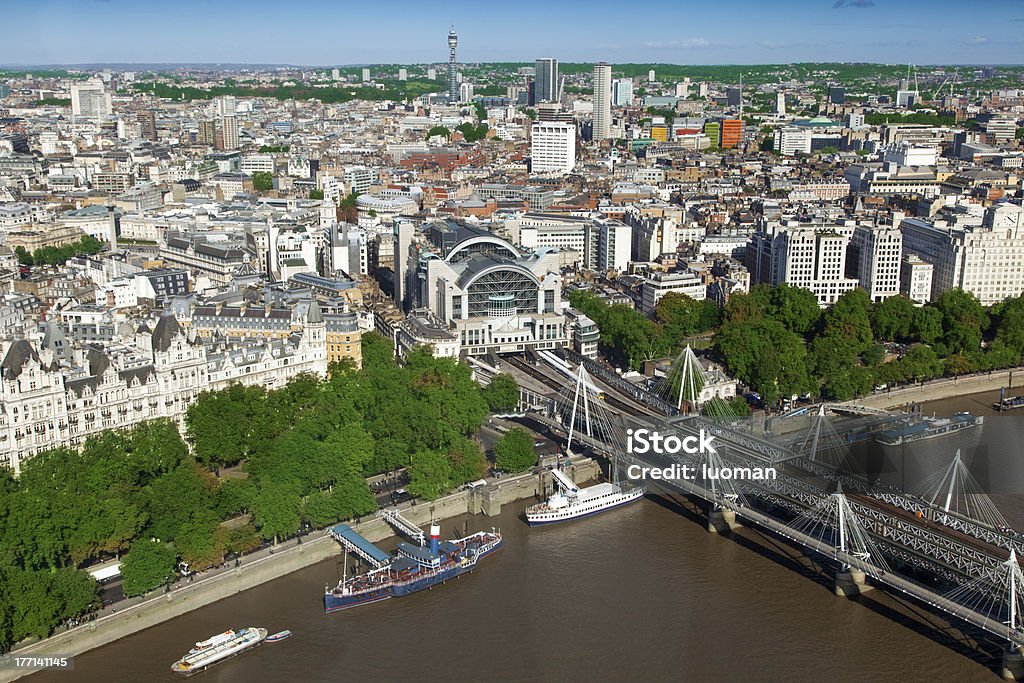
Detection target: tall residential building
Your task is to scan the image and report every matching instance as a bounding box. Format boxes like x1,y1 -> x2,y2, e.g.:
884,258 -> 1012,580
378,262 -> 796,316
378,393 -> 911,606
71,79 -> 112,121
612,78 -> 633,107
447,28 -> 459,102
198,119 -> 217,146
398,68 -> 408,81
726,87 -> 742,108
535,57 -> 559,103
530,121 -> 576,174
362,68 -> 371,82
331,68 -> 341,80
139,110 -> 157,141
459,81 -> 474,103
647,69 -> 656,83
592,63 -> 612,141
774,92 -> 786,115
220,114 -> 239,150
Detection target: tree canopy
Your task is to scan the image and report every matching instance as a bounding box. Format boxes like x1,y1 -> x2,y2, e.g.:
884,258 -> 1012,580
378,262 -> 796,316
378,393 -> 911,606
494,428 -> 536,474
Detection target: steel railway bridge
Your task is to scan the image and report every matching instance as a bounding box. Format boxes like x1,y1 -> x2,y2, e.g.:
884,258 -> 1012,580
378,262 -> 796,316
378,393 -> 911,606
506,350 -> 1024,678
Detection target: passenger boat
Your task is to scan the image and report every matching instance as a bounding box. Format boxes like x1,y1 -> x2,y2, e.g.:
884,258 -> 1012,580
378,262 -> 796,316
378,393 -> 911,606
171,627 -> 267,676
875,412 -> 983,446
994,396 -> 1024,412
266,630 -> 292,642
525,467 -> 644,525
324,524 -> 502,612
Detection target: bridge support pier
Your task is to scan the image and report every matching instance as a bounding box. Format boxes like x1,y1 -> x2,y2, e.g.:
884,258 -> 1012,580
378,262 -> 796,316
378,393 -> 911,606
1002,647 -> 1024,681
834,568 -> 873,597
707,508 -> 741,534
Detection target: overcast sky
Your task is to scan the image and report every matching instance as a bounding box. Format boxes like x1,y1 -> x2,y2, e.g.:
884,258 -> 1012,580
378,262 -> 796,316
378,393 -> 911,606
3,0 -> 1023,66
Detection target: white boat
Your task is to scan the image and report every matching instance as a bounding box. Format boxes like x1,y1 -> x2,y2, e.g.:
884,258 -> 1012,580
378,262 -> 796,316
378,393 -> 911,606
172,627 -> 268,676
525,467 -> 644,525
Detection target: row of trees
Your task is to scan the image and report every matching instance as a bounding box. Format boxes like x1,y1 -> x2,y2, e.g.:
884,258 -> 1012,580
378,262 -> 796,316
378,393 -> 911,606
0,334 -> 519,649
14,235 -> 105,267
713,286 -> 1024,402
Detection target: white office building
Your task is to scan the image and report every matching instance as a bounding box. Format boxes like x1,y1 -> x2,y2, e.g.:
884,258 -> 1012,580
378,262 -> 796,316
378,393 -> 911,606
71,79 -> 112,122
900,202 -> 1024,305
850,224 -> 903,302
530,122 -> 576,174
774,127 -> 812,156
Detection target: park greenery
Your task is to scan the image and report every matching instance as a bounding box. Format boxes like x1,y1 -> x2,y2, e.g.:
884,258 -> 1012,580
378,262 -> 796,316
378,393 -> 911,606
0,333 -> 495,650
258,144 -> 290,153
482,374 -> 519,413
573,284 -> 1024,405
14,234 -> 105,267
132,79 -> 443,104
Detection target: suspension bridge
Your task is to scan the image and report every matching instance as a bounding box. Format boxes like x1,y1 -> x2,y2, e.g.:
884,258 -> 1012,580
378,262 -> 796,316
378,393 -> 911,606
507,346 -> 1024,679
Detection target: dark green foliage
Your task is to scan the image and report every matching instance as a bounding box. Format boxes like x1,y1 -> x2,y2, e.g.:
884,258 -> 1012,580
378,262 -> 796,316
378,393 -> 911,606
493,428 -> 536,474
482,374 -> 520,412
15,235 -> 105,267
121,539 -> 177,597
569,290 -> 668,369
714,319 -> 811,403
933,289 -> 989,355
251,171 -> 273,192
425,125 -> 451,140
456,121 -> 488,142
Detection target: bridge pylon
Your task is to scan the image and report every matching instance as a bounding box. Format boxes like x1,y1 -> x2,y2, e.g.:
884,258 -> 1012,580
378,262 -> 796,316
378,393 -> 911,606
791,483 -> 888,596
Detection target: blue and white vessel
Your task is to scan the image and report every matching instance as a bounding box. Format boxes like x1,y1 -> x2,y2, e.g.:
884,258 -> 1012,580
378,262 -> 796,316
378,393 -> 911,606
525,467 -> 644,525
324,523 -> 502,613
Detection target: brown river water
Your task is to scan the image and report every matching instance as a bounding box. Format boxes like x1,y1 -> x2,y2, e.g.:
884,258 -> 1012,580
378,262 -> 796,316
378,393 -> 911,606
31,387 -> 1024,683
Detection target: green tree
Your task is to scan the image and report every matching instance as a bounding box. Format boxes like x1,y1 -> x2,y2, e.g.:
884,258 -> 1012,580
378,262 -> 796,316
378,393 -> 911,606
309,188 -> 324,200
991,295 -> 1024,361
871,295 -> 916,341
14,246 -> 33,266
493,428 -> 536,473
654,292 -> 721,346
251,171 -> 274,192
121,539 -> 177,597
482,373 -> 519,413
426,125 -> 450,140
713,319 -> 810,403
934,289 -> 988,354
252,484 -> 302,543
765,284 -> 820,335
407,449 -> 454,500
821,289 -> 873,353
911,306 -> 943,344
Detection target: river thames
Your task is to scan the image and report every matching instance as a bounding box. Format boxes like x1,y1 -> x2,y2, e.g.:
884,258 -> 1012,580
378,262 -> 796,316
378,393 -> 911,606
32,387 -> 1024,683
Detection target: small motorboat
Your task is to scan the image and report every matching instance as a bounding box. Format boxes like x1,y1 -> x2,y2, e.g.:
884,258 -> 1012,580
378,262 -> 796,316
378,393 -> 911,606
266,630 -> 292,643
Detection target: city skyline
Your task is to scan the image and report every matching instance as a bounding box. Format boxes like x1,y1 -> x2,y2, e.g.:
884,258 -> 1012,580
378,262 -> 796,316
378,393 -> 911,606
2,0 -> 1024,67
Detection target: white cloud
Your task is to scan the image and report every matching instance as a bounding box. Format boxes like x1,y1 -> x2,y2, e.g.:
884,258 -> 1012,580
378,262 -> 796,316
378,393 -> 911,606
965,35 -> 990,44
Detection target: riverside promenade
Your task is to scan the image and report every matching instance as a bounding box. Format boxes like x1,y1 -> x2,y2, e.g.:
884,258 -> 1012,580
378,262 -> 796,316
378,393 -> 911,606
1,457 -> 599,683
841,365 -> 1023,411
